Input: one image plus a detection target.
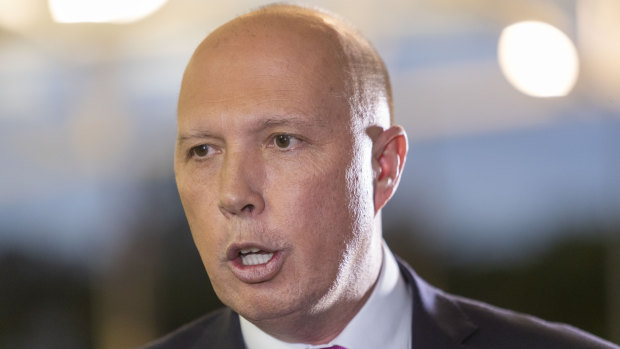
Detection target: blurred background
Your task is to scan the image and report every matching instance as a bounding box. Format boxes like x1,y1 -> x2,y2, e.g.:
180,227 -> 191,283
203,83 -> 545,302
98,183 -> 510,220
1,0 -> 619,348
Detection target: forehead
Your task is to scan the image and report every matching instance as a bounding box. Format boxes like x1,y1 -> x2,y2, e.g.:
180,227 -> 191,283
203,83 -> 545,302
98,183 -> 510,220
178,14 -> 351,130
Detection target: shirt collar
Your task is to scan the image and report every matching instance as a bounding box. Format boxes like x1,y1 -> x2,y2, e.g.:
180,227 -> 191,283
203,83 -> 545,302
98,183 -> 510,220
240,241 -> 412,349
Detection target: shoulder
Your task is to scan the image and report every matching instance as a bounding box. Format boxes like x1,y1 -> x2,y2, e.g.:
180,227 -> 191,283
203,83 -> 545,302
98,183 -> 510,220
453,293 -> 617,348
396,258 -> 619,349
139,308 -> 245,349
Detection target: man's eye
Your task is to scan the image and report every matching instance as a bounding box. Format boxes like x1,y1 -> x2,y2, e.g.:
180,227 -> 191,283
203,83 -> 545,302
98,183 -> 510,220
274,135 -> 291,148
190,144 -> 210,158
272,134 -> 301,150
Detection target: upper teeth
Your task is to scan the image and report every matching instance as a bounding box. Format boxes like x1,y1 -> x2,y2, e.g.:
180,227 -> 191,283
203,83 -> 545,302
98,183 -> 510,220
240,248 -> 261,255
240,252 -> 274,266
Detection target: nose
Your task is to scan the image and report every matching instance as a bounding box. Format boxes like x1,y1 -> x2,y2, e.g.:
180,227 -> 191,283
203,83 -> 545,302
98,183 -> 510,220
218,149 -> 265,218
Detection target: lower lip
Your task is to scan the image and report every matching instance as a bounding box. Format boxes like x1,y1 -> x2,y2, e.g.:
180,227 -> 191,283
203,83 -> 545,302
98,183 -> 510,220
228,251 -> 284,284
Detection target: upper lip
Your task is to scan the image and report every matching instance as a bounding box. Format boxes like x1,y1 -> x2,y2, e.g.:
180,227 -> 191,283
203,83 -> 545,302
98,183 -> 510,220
226,242 -> 277,261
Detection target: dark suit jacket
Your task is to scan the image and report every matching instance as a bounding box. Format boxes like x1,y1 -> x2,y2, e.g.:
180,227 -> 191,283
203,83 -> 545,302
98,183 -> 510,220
142,259 -> 618,348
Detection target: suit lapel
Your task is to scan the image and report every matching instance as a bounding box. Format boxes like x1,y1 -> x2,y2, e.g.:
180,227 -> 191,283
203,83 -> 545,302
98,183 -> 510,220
195,308 -> 246,349
397,258 -> 478,348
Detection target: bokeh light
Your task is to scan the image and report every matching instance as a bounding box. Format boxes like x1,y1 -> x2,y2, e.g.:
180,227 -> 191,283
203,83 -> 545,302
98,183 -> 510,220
48,0 -> 168,24
498,21 -> 579,98
0,0 -> 41,32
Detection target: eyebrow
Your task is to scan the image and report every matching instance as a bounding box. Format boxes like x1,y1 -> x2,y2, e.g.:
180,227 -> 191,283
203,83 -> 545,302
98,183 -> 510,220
176,114 -> 325,146
177,131 -> 220,146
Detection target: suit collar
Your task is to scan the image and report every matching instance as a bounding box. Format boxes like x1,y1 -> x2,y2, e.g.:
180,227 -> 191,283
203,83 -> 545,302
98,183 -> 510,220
397,258 -> 479,348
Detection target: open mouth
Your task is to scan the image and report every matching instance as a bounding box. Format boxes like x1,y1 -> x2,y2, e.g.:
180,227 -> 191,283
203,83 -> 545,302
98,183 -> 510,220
227,244 -> 285,283
239,248 -> 274,266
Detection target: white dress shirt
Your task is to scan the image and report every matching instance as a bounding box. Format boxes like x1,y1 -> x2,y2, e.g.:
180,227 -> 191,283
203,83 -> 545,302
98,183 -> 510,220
240,241 -> 413,349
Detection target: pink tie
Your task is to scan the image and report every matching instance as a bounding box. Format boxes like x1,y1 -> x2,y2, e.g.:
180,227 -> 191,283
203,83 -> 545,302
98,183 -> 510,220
323,346 -> 346,349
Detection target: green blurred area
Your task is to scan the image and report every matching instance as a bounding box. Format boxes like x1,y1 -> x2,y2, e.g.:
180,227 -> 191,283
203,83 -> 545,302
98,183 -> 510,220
1,222 -> 617,349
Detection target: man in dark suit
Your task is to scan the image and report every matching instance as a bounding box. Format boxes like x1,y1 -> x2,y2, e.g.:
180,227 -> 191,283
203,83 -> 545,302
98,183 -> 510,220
143,3 -> 618,348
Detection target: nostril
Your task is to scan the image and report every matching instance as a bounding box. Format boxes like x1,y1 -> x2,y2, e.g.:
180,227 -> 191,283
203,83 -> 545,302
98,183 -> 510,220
242,204 -> 255,213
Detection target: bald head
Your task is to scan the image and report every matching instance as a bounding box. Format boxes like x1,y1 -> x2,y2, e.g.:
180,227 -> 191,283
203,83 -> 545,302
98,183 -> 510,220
180,3 -> 393,129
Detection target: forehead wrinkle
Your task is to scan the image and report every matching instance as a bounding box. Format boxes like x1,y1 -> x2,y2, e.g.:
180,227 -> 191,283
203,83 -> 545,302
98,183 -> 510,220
259,115 -> 330,132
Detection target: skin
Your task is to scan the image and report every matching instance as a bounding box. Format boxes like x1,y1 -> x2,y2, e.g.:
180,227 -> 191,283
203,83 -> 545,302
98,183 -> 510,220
174,4 -> 408,345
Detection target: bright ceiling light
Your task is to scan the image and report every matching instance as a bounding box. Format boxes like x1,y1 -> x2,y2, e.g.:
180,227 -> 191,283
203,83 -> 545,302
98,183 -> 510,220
498,21 -> 579,98
48,0 -> 168,24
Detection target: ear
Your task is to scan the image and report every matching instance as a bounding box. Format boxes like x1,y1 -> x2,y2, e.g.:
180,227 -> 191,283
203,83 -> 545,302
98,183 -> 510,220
372,125 -> 408,214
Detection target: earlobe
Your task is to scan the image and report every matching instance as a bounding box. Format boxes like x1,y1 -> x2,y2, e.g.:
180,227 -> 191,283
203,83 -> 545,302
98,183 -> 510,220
373,126 -> 408,214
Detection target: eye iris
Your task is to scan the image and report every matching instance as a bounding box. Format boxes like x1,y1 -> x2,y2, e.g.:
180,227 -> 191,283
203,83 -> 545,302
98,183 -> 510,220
193,145 -> 208,157
275,135 -> 290,148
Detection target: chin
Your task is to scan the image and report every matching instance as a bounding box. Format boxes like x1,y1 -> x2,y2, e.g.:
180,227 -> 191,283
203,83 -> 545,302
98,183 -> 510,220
216,284 -> 291,319
232,299 -> 298,322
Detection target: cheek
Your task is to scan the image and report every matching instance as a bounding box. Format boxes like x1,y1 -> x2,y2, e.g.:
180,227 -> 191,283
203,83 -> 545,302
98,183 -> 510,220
175,167 -> 222,258
267,154 -> 358,250
176,161 -> 219,218
177,174 -> 206,228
